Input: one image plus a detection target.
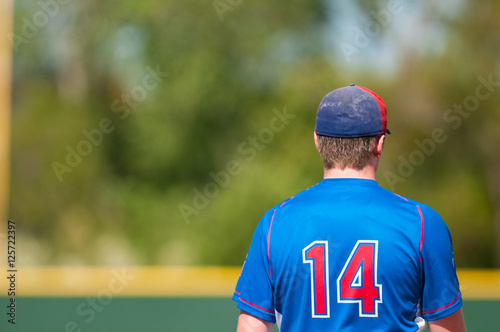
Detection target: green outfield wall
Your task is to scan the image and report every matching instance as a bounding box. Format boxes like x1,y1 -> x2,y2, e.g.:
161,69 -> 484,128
0,297 -> 499,331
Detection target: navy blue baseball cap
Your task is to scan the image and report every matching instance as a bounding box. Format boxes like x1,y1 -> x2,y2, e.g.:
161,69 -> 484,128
315,84 -> 390,137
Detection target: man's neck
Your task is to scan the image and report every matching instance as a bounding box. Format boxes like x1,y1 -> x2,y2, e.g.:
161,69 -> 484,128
323,166 -> 376,181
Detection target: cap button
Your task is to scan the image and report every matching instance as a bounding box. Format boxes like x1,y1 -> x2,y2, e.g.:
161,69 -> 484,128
349,83 -> 355,86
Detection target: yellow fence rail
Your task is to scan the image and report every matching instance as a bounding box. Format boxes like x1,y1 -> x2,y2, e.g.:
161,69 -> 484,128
1,267 -> 499,299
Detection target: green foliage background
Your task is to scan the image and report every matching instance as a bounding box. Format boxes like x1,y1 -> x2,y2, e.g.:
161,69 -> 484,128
9,0 -> 500,267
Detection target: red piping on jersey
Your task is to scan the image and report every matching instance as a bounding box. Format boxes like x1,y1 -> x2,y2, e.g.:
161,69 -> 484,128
394,193 -> 409,202
267,210 -> 276,279
280,196 -> 293,207
417,206 -> 424,252
239,297 -> 274,314
234,291 -> 240,295
422,292 -> 461,315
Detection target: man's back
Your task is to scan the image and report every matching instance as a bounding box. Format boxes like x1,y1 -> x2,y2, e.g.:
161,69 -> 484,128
234,84 -> 464,331
234,178 -> 462,331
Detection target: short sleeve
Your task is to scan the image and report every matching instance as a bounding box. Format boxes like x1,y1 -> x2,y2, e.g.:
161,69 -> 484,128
419,204 -> 462,321
232,209 -> 276,323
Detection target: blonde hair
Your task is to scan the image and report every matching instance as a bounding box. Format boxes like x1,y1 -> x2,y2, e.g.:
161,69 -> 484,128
316,134 -> 380,170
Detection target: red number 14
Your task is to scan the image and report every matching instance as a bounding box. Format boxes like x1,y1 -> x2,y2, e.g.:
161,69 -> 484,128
302,240 -> 382,318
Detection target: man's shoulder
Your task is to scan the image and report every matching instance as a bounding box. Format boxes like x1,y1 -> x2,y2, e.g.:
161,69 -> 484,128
386,190 -> 444,222
272,183 -> 320,210
258,183 -> 324,220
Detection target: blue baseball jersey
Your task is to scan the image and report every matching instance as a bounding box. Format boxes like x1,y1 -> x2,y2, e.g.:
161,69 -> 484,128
233,178 -> 462,331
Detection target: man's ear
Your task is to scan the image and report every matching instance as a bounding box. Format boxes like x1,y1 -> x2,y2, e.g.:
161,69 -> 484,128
374,135 -> 385,158
314,131 -> 320,152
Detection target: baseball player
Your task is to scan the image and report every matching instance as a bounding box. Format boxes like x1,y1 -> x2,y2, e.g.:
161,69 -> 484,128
233,84 -> 465,331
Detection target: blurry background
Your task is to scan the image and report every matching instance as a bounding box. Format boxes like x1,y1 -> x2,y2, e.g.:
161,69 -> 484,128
2,0 -> 500,330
